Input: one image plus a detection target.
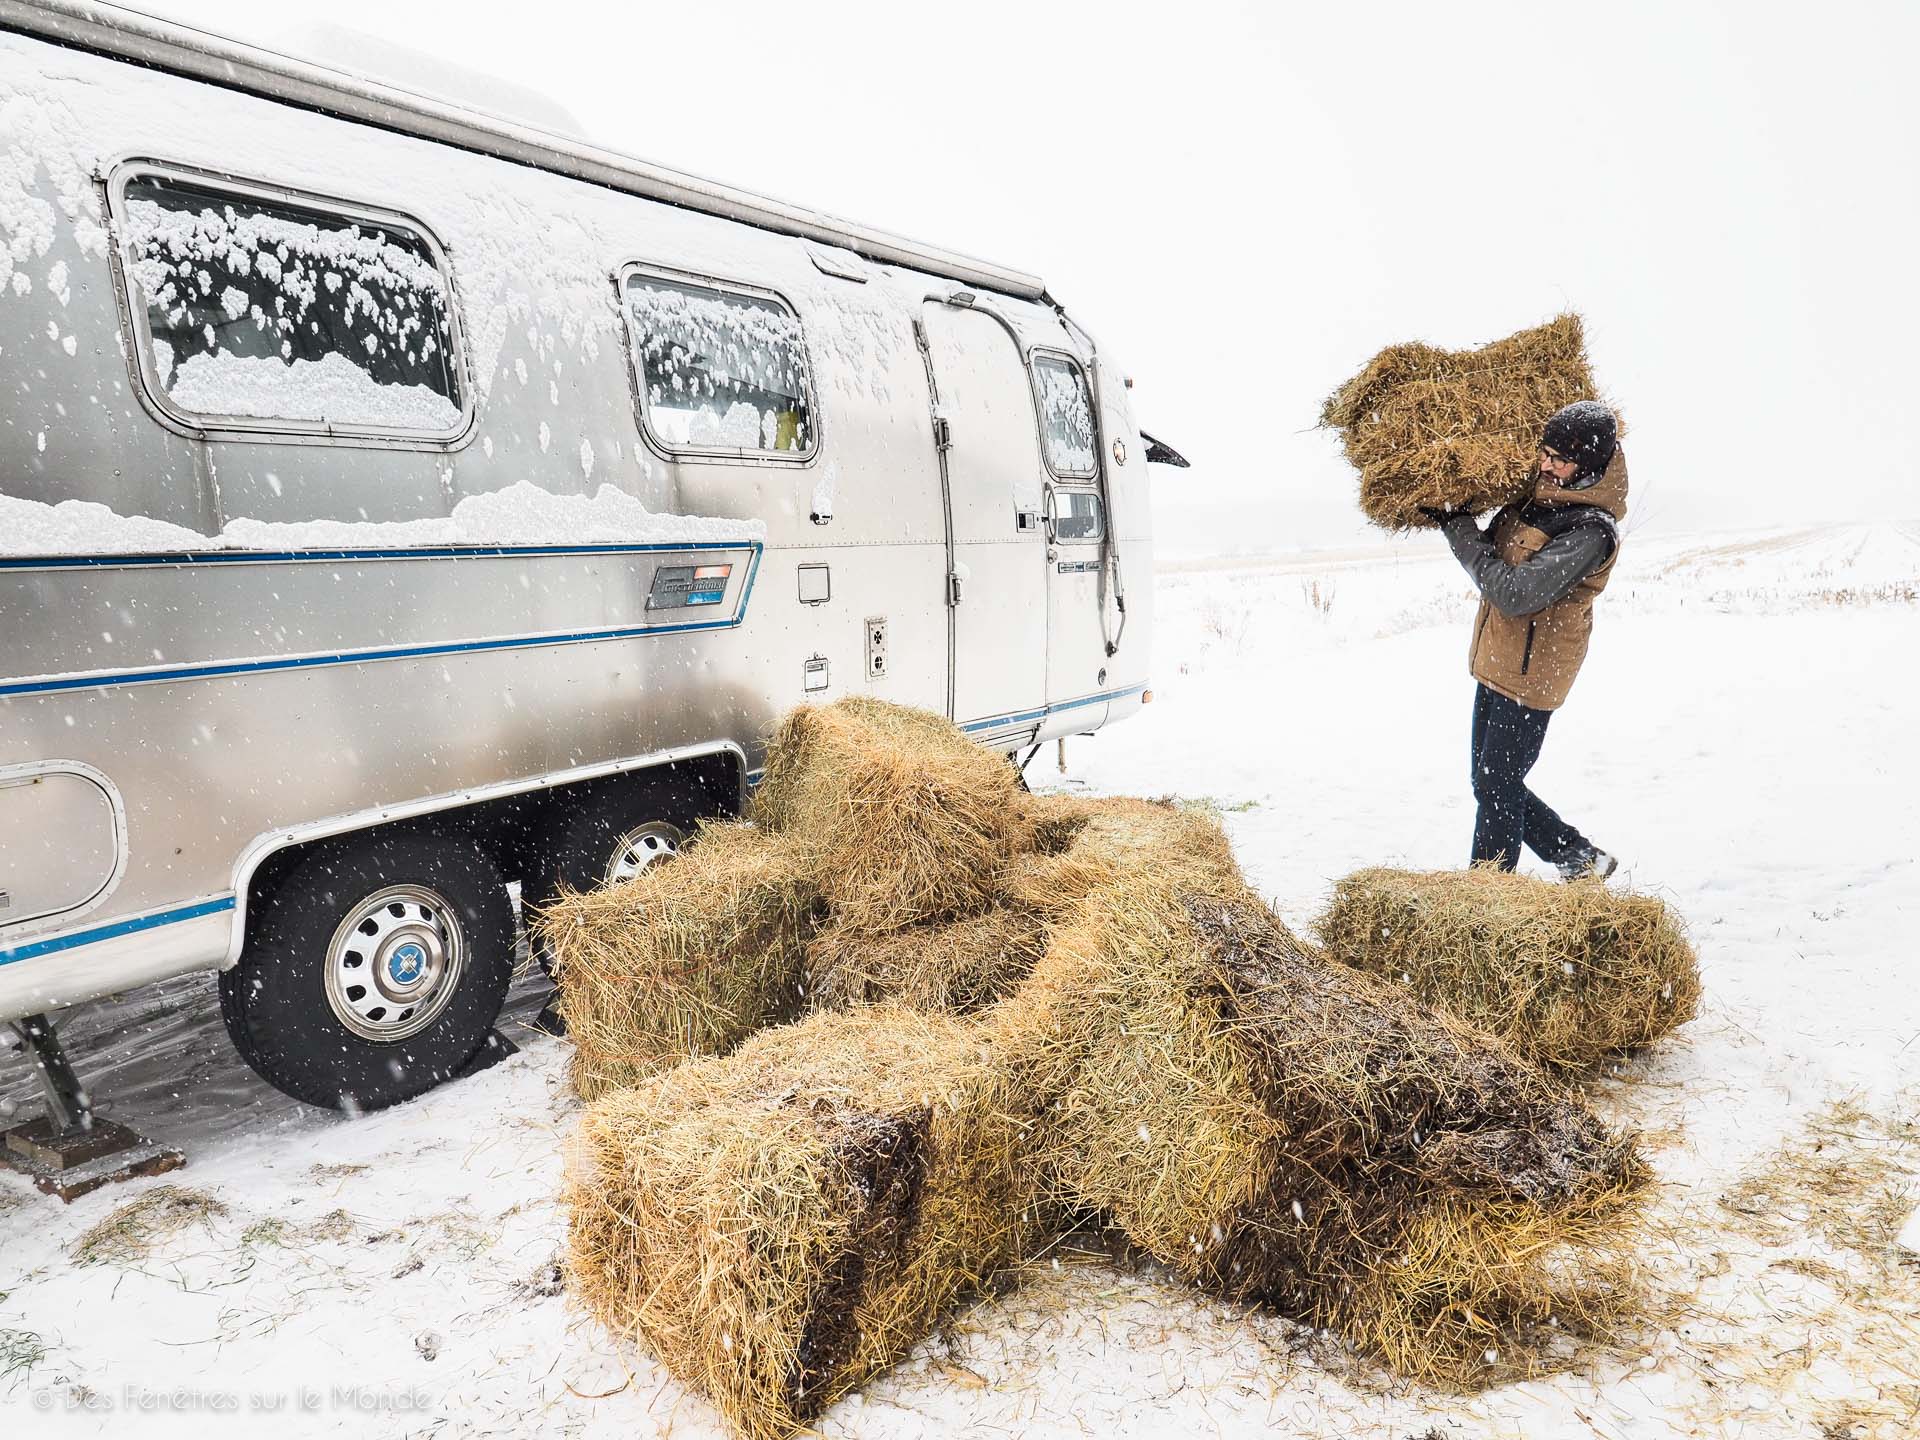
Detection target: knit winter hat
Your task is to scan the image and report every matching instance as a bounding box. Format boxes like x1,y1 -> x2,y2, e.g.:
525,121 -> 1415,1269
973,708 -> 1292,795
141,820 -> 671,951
1539,400 -> 1617,478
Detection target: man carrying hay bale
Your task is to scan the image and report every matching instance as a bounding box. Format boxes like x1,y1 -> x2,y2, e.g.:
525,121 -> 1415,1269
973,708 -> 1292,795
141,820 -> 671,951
1321,313 -> 1600,531
1426,401 -> 1629,879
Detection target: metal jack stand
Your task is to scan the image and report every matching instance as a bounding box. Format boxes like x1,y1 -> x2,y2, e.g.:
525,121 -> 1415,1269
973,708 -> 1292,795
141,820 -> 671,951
1,1014 -> 183,1203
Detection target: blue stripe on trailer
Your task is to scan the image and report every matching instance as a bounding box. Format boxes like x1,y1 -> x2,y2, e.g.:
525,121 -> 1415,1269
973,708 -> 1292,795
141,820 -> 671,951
0,542 -> 764,699
0,539 -> 758,570
1,619 -> 745,698
960,682 -> 1147,735
0,896 -> 236,967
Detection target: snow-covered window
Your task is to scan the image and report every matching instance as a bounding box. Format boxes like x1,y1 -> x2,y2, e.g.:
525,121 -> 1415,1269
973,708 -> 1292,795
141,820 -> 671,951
1051,488 -> 1104,544
1032,353 -> 1097,479
113,168 -> 466,438
622,272 -> 815,460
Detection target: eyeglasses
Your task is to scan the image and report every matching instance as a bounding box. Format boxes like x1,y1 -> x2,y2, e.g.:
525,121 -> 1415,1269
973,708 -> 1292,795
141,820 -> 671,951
1539,446 -> 1574,465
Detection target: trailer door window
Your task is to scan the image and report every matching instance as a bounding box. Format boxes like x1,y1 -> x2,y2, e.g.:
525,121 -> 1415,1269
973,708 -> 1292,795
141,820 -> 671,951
1051,488 -> 1105,543
1032,353 -> 1097,479
113,168 -> 466,439
623,273 -> 816,459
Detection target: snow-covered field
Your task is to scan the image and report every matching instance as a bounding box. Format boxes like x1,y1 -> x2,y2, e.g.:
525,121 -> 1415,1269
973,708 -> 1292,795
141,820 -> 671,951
4,522 -> 1918,1439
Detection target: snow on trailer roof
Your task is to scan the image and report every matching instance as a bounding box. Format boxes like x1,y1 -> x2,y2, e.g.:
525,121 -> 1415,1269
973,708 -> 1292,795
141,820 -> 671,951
0,0 -> 1051,303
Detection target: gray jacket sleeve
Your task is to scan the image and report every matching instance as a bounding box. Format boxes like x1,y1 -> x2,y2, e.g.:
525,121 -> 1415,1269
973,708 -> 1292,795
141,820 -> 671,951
1440,514 -> 1613,619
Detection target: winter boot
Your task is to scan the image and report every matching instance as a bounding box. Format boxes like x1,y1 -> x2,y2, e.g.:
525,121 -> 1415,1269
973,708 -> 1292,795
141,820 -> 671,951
1557,848 -> 1618,883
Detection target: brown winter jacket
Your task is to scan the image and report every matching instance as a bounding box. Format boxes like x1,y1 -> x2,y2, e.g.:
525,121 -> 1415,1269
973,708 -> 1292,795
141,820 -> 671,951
1465,448 -> 1629,711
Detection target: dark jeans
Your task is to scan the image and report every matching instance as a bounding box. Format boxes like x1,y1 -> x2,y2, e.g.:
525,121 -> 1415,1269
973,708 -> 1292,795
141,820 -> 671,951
1469,683 -> 1592,871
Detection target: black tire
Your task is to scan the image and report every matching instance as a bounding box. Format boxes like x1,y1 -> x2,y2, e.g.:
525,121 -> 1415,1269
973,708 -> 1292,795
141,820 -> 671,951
523,780 -> 703,903
219,832 -> 515,1112
521,780 -> 702,976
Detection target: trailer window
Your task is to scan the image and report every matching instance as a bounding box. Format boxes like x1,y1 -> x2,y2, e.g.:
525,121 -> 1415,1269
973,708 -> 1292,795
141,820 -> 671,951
1052,488 -> 1104,543
1033,353 -> 1096,478
623,273 -> 815,459
114,169 -> 465,438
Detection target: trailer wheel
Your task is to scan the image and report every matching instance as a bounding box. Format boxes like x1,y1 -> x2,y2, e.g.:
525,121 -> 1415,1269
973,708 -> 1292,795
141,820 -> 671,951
522,782 -> 696,972
219,833 -> 515,1112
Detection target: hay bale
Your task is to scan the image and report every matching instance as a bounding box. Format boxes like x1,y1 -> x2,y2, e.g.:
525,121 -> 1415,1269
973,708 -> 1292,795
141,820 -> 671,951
806,904 -> 1051,1014
1355,1191 -> 1641,1383
1314,866 -> 1701,1075
1321,314 -> 1610,531
1018,789 -> 1100,855
799,795 -> 1235,1018
989,828 -> 1647,1385
996,793 -> 1247,914
566,1008 -> 1041,1440
541,821 -> 818,1101
753,697 -> 1033,934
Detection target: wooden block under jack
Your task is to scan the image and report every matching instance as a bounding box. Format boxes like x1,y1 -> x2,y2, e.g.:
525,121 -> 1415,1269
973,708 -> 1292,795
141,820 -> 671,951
1,1116 -> 185,1203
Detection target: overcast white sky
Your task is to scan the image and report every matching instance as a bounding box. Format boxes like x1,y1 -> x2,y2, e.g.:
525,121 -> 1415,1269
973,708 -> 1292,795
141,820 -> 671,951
140,0 -> 1920,552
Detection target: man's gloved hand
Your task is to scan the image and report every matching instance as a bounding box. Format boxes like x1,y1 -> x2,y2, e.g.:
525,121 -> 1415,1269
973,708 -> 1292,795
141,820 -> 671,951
1418,506 -> 1476,530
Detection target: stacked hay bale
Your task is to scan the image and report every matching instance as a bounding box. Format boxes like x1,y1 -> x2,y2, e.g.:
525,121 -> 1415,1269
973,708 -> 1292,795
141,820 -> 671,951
1321,313 -> 1611,530
1315,865 -> 1701,1075
989,803 -> 1647,1384
544,696 -> 1036,1092
546,821 -> 817,1101
803,793 -> 1238,1015
754,696 -> 1035,934
567,1007 -> 1043,1440
555,699 -> 1673,1420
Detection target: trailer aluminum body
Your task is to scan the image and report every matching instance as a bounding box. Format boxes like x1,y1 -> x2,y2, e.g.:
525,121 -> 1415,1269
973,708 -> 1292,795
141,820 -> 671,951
0,1 -> 1155,1110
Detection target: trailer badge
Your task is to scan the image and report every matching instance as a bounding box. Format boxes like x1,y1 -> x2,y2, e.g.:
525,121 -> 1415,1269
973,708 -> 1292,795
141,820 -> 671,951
647,563 -> 734,610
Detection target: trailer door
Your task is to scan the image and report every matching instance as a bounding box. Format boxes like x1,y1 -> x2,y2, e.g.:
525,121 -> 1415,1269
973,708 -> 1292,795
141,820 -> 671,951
916,303 -> 1048,730
1032,352 -> 1112,722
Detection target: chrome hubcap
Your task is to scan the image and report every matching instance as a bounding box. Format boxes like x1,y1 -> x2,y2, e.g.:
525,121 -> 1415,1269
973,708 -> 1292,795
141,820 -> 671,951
324,884 -> 466,1042
605,821 -> 684,885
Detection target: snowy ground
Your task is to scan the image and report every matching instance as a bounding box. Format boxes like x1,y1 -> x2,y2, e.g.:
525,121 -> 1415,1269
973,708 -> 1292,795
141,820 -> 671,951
3,521 -> 1919,1439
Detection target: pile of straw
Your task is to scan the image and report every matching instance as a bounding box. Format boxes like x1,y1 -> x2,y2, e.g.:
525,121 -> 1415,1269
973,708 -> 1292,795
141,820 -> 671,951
1315,865 -> 1701,1075
554,702 -> 1671,1419
1321,313 -> 1609,531
544,821 -> 817,1101
567,1007 -> 1042,1440
754,696 -> 1034,933
991,811 -> 1647,1385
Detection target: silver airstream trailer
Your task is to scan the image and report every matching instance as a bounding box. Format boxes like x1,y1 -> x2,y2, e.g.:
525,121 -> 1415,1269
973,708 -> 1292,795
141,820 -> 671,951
0,0 -> 1168,1131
